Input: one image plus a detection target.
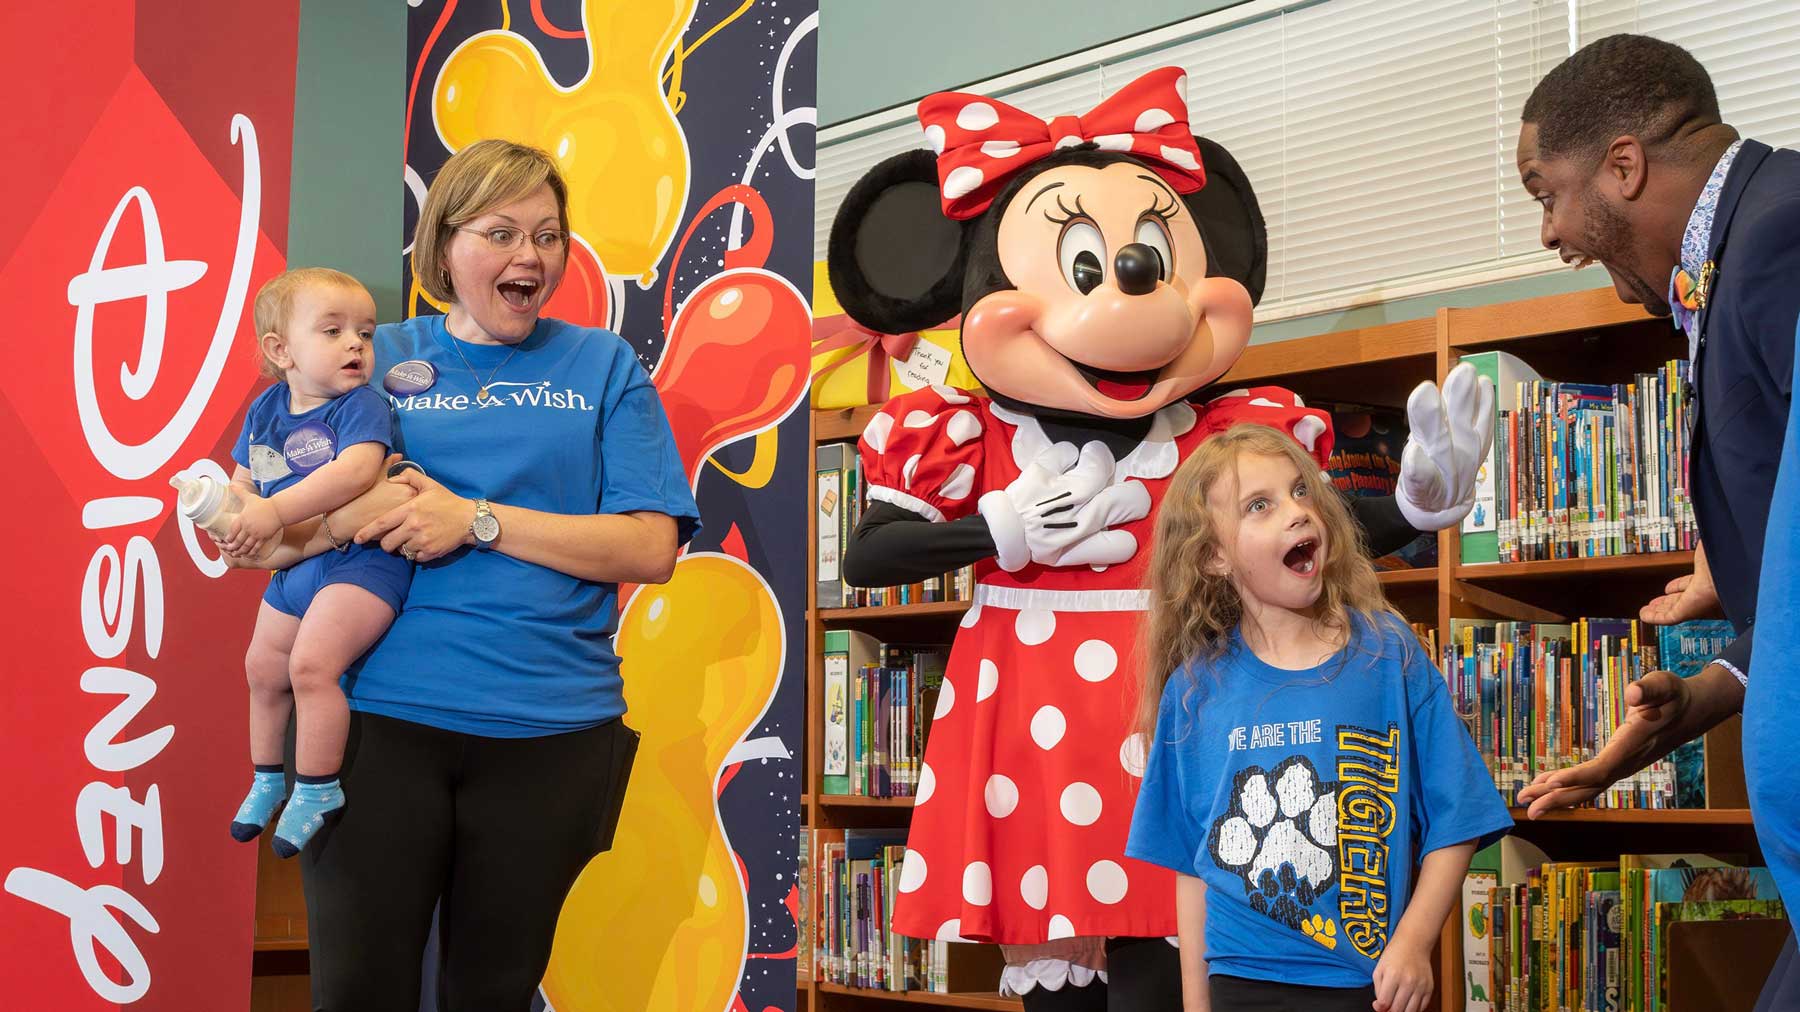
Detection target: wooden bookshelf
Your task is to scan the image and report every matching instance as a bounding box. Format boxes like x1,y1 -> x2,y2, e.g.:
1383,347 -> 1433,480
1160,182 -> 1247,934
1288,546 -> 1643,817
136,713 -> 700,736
1432,290 -> 1756,1012
819,601 -> 973,622
817,794 -> 916,808
1443,286 -> 1655,348
816,404 -> 883,443
817,983 -> 1023,1009
805,288 -> 1745,1012
1454,550 -> 1694,582
250,844 -> 310,1010
1507,807 -> 1753,825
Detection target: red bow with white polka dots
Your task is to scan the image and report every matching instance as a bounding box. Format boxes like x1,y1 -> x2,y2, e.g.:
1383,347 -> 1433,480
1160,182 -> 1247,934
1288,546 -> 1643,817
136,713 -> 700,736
917,66 -> 1206,220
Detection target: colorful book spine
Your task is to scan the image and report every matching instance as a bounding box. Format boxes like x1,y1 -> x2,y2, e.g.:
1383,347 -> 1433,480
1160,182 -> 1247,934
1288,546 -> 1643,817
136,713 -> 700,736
1476,364 -> 1695,564
1442,617 -> 1684,809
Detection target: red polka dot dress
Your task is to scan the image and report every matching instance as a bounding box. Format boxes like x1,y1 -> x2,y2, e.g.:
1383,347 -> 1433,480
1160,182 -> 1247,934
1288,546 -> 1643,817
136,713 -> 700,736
858,383 -> 1334,945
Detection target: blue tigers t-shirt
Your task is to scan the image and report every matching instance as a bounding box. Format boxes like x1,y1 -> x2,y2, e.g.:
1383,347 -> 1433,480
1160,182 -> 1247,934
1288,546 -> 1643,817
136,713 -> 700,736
1126,613 -> 1510,987
343,314 -> 701,737
231,383 -> 395,496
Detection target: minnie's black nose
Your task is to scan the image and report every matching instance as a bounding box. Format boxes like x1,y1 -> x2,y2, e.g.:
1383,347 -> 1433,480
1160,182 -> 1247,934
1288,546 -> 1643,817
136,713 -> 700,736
1114,243 -> 1162,296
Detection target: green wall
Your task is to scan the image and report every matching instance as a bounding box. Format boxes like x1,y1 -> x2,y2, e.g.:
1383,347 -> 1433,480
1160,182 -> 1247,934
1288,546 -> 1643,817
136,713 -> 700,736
817,0 -> 1248,126
288,0 -> 407,321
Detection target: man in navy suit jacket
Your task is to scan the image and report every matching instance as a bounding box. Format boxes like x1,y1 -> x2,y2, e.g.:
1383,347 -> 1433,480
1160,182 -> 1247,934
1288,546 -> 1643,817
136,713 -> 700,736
1510,33 -> 1800,1007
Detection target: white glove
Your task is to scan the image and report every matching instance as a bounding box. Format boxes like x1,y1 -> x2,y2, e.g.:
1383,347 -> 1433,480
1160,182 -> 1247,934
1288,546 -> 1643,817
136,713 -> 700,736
1396,361 -> 1495,531
979,442 -> 1149,571
1046,479 -> 1153,568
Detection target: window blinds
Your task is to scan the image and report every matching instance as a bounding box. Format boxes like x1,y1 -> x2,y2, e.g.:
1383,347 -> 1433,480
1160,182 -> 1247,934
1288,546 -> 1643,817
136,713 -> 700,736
815,0 -> 1800,321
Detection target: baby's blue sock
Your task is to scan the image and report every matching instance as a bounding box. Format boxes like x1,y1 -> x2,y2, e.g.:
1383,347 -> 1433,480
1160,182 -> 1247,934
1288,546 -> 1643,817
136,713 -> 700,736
229,765 -> 287,842
271,774 -> 344,858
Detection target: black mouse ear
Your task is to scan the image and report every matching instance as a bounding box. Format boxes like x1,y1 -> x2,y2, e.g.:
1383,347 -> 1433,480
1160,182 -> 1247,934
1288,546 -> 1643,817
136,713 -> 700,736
1185,136 -> 1268,306
827,149 -> 969,333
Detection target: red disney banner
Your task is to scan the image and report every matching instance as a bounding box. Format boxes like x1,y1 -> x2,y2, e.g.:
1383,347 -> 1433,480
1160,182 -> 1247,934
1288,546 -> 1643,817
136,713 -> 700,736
0,1 -> 299,1007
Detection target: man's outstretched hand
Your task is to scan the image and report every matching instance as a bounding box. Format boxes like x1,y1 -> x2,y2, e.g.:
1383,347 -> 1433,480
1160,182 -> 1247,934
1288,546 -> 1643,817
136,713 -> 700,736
1515,670 -> 1688,818
1641,543 -> 1722,625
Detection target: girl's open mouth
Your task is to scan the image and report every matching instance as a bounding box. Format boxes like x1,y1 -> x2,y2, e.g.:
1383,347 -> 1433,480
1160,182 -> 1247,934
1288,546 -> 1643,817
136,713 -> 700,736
1283,538 -> 1318,575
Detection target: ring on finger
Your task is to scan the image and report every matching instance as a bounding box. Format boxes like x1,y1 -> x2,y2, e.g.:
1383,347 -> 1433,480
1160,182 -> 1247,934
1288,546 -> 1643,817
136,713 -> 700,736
402,546 -> 418,562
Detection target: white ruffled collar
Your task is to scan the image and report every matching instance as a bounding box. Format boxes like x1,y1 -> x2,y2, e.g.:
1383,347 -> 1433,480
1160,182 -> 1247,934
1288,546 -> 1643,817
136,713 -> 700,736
988,399 -> 1197,483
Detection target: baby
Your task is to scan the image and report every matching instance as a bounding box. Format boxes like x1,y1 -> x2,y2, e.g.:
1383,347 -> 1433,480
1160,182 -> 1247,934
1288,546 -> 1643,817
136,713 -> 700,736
220,267 -> 413,857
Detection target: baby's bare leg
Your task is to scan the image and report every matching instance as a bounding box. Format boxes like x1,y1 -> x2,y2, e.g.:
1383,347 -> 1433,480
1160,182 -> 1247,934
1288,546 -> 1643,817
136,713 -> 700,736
245,602 -> 302,765
232,603 -> 302,841
288,583 -> 397,777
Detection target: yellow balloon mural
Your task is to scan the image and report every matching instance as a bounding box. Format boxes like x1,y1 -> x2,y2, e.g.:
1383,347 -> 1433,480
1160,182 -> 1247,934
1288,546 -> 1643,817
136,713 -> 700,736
541,553 -> 785,1012
432,0 -> 696,286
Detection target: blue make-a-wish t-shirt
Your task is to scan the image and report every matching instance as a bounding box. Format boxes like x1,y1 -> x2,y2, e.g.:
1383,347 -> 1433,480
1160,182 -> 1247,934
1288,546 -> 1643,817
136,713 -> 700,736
344,314 -> 701,737
1126,613 -> 1511,988
231,383 -> 395,496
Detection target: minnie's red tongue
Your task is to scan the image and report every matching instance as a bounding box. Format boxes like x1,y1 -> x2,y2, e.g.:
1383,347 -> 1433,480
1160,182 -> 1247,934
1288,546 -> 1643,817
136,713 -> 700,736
1096,376 -> 1154,400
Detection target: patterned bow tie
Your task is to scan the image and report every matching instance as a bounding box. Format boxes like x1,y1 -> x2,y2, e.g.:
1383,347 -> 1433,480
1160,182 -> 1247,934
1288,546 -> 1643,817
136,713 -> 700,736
917,66 -> 1207,220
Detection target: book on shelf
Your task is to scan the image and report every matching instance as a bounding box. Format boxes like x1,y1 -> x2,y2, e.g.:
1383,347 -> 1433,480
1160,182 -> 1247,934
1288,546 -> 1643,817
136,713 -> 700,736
1441,616 -> 1732,809
1666,916 -> 1791,1011
798,826 -> 812,980
1410,621 -> 1438,656
809,829 -> 1003,993
821,633 -> 947,798
1625,855 -> 1782,1012
817,443 -> 850,609
1320,401 -> 1437,569
847,564 -> 976,608
1463,843 -> 1503,1012
1470,841 -> 1787,1012
1458,353 -> 1696,564
821,630 -> 879,795
1460,351 -> 1542,564
1655,621 -> 1735,809
817,443 -> 975,608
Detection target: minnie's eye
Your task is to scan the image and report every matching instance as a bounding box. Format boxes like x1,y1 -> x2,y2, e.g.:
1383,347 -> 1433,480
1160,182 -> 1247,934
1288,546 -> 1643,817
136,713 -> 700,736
1058,221 -> 1106,296
1135,217 -> 1173,280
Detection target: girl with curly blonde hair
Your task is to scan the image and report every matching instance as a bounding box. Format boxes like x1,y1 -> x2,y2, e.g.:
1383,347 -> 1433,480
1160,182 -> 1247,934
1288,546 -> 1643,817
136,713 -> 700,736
1124,424 -> 1510,1012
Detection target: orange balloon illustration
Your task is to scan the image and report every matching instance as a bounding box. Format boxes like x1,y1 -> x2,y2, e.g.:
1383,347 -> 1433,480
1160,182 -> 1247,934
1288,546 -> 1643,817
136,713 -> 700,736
541,553 -> 785,1012
432,0 -> 696,286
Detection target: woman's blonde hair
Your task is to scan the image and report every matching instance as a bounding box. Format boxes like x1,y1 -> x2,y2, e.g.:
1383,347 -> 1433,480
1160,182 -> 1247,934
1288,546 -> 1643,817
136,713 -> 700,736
1133,423 -> 1400,740
411,139 -> 570,303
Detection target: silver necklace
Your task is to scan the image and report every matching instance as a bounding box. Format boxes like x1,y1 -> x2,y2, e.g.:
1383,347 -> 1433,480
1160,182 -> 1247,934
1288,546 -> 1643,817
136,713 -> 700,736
447,334 -> 523,403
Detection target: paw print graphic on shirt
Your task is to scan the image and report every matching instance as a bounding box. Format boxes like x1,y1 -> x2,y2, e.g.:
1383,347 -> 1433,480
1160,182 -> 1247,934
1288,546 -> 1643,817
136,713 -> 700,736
1208,755 -> 1339,932
1301,913 -> 1339,950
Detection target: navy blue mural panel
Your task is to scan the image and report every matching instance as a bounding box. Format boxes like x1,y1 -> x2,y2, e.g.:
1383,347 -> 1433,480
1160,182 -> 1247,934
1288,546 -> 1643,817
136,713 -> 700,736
403,3 -> 813,1010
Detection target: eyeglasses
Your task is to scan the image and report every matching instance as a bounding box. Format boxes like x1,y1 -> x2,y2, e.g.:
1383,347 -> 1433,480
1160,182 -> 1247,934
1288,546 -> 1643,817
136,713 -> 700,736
454,225 -> 569,256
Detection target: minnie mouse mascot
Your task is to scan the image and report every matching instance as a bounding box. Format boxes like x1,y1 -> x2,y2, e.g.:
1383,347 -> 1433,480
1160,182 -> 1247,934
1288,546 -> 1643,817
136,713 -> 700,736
832,67 -> 1491,1010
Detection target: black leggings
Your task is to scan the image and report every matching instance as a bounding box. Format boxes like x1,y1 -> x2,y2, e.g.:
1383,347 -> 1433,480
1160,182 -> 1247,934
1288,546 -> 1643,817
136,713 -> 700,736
1208,975 -> 1377,1011
298,711 -> 635,1011
1018,936 -> 1185,1012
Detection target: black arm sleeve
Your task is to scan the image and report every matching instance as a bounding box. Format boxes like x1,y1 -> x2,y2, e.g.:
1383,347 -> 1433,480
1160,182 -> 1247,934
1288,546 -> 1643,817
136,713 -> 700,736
1354,495 -> 1425,559
842,502 -> 997,587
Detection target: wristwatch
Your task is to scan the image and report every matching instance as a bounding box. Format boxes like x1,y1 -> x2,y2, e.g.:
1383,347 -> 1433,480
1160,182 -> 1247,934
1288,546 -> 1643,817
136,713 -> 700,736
470,498 -> 500,550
